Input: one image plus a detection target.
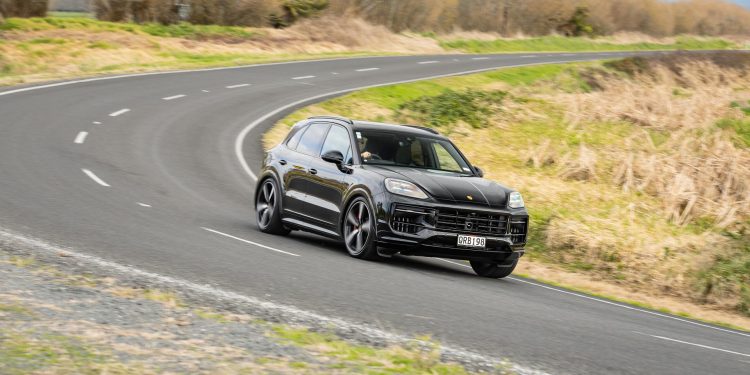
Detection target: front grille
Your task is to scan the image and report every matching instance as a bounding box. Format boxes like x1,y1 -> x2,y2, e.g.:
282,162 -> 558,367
435,209 -> 508,236
390,205 -> 527,241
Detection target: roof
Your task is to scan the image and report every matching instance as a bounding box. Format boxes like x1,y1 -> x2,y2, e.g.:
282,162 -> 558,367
351,120 -> 442,137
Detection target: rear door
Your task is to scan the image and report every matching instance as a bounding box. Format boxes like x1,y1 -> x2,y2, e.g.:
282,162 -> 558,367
281,122 -> 330,219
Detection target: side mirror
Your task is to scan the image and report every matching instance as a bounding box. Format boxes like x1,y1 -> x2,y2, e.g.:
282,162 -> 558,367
322,150 -> 344,165
474,166 -> 484,177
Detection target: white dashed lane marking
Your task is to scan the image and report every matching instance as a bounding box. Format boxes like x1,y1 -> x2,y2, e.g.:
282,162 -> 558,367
162,94 -> 186,101
226,84 -> 250,89
292,75 -> 316,80
81,169 -> 110,187
74,131 -> 88,144
355,68 -> 380,72
108,108 -> 130,117
201,227 -> 300,257
418,60 -> 440,64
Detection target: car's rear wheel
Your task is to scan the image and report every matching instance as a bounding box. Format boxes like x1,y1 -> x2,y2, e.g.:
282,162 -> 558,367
343,197 -> 380,260
470,259 -> 518,278
256,178 -> 289,235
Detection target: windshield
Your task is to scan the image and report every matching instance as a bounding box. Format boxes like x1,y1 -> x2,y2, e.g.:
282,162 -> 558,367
355,131 -> 474,174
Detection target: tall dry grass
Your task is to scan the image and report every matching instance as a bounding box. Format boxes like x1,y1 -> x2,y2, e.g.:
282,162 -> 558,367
559,58 -> 750,227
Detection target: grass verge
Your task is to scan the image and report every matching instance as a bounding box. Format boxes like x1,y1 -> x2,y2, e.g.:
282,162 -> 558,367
1,253 -> 505,374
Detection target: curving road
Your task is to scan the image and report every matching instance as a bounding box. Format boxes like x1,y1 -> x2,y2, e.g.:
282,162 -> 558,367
1,52 -> 748,374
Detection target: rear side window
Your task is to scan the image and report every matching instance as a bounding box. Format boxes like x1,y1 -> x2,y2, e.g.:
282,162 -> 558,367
286,124 -> 307,150
296,122 -> 331,156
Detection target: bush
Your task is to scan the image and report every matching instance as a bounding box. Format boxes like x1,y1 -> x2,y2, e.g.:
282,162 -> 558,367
0,0 -> 48,18
270,0 -> 328,28
397,89 -> 507,129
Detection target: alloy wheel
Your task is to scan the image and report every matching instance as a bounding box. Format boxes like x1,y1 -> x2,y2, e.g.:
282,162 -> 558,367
344,200 -> 371,255
256,180 -> 276,229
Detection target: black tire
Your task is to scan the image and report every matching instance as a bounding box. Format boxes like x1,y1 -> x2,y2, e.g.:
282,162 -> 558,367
470,259 -> 518,278
342,197 -> 381,260
255,178 -> 289,235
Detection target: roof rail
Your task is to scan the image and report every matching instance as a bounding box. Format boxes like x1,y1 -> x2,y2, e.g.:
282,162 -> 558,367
404,125 -> 440,135
307,115 -> 353,124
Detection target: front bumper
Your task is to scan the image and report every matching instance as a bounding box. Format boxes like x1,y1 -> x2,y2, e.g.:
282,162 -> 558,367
374,194 -> 528,262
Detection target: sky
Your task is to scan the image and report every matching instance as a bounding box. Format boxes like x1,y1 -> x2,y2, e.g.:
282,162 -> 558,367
730,0 -> 750,7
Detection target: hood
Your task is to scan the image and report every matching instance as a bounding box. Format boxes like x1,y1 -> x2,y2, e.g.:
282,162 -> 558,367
367,165 -> 511,208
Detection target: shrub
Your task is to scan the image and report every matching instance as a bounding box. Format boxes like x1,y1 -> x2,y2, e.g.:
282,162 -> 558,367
397,89 -> 507,129
0,0 -> 48,18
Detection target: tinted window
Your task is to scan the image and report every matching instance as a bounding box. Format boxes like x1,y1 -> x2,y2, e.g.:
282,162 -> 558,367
320,125 -> 352,159
286,124 -> 307,150
296,122 -> 330,156
356,131 -> 472,174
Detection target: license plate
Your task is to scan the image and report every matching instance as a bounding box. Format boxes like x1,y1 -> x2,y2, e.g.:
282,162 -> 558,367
457,235 -> 486,248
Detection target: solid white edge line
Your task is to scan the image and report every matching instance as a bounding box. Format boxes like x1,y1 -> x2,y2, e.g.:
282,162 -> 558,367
418,60 -> 440,64
235,60 -> 585,181
74,131 -> 88,144
0,227 -> 539,375
226,84 -> 250,89
81,169 -> 110,187
434,258 -> 750,338
162,94 -> 186,101
355,68 -> 380,72
109,108 -> 130,117
201,227 -> 300,257
291,75 -> 316,80
633,331 -> 750,358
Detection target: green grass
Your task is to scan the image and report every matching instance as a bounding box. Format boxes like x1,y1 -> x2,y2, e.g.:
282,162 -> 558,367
270,326 -> 474,374
0,16 -> 259,39
717,117 -> 750,147
440,35 -> 738,53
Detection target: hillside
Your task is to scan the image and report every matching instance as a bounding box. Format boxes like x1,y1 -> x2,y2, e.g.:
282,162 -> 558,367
265,52 -> 750,330
0,15 -> 743,86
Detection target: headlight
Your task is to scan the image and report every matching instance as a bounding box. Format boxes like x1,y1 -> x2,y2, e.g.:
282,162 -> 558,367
508,191 -> 525,209
385,178 -> 428,199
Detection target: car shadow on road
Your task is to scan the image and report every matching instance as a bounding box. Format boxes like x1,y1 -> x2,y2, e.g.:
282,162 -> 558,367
284,229 -> 483,279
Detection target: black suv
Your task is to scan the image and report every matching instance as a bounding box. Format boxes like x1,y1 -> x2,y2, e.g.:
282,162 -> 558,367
255,116 -> 528,278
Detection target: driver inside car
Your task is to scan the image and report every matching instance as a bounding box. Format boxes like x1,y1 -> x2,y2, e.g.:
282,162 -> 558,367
359,136 -> 379,161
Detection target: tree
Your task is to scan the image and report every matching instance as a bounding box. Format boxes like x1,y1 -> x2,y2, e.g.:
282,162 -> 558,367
558,6 -> 594,37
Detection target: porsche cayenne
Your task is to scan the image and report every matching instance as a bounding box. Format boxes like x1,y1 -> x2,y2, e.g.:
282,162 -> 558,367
254,116 -> 529,278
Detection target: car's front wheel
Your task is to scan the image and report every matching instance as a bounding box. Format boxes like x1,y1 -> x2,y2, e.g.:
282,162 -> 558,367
255,178 -> 289,235
343,197 -> 380,260
470,259 -> 518,278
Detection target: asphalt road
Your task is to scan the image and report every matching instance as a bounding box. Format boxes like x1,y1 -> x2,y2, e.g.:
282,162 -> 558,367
1,52 -> 748,374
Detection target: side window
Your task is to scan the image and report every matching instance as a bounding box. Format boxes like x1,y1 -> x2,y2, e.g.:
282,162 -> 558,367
296,122 -> 330,156
286,124 -> 307,150
320,125 -> 352,160
432,142 -> 462,172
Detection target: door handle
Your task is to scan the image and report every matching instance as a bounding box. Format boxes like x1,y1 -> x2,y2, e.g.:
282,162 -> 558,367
309,168 -> 318,175
279,159 -> 287,165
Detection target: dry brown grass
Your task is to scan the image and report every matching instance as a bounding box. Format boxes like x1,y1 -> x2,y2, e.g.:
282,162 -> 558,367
557,61 -> 750,227
0,16 -> 441,85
